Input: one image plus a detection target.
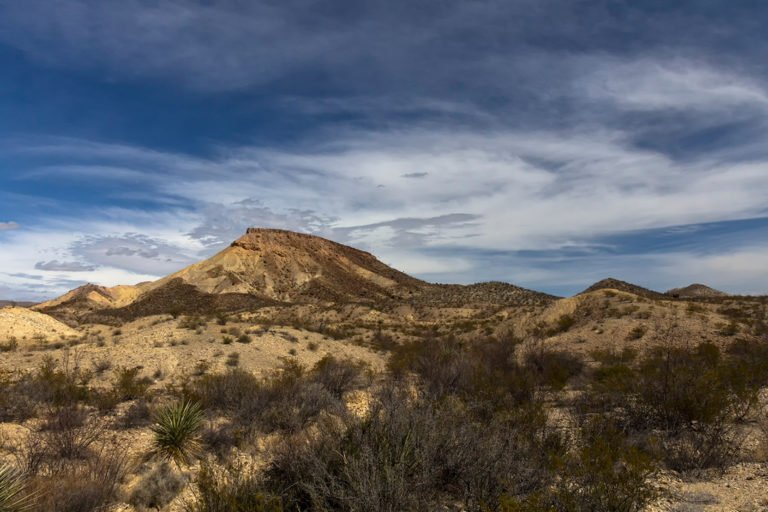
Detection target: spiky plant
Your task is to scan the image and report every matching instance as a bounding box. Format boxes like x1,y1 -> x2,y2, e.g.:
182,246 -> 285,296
0,463 -> 32,512
151,399 -> 204,467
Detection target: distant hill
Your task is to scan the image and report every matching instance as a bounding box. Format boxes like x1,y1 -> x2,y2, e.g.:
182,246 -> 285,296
0,300 -> 36,308
666,283 -> 728,298
37,228 -> 553,321
418,281 -> 558,307
580,278 -> 666,300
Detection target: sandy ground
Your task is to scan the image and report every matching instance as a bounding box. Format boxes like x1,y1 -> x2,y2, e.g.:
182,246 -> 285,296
651,464 -> 768,512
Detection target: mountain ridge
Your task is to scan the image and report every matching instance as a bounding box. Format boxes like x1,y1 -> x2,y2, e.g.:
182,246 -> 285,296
36,228 -> 554,321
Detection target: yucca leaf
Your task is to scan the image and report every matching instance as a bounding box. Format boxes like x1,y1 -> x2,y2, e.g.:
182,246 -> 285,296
0,463 -> 33,512
151,399 -> 204,467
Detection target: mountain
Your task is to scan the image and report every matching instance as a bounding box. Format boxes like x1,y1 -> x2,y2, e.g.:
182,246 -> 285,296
666,283 -> 728,298
150,228 -> 425,302
35,228 -> 555,322
0,300 -> 36,308
580,278 -> 666,300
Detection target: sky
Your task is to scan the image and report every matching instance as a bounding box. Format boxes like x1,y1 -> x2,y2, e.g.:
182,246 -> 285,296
1,0 -> 768,300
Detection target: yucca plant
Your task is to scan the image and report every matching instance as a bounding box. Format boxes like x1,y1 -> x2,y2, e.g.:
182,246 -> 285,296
0,463 -> 32,512
151,399 -> 204,467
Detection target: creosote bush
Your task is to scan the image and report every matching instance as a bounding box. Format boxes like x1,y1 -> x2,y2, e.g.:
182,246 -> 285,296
129,462 -> 187,511
584,338 -> 768,471
389,335 -> 583,412
265,386 -> 564,511
501,417 -> 658,512
188,357 -> 365,434
187,461 -> 283,512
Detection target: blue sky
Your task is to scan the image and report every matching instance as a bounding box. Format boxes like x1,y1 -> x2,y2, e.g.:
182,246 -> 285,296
1,0 -> 768,300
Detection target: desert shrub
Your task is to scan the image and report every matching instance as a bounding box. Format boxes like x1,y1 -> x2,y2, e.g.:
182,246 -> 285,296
129,462 -> 187,511
590,347 -> 638,365
188,461 -> 283,512
523,346 -> 584,390
194,360 -> 211,376
0,463 -> 32,511
112,366 -> 152,401
724,338 -> 768,389
225,352 -> 240,367
584,341 -> 763,471
307,341 -> 319,351
236,334 -> 252,344
118,398 -> 152,429
179,315 -> 206,330
553,417 -> 658,511
151,399 -> 204,467
0,373 -> 37,422
370,329 -> 397,351
193,369 -> 261,412
0,337 -> 18,352
310,355 -> 367,399
201,422 -> 250,458
546,314 -> 576,336
502,418 -> 658,512
718,322 -> 739,336
191,362 -> 341,434
388,335 -> 468,398
266,386 -> 564,511
389,335 -> 542,413
626,325 -> 646,341
252,365 -> 337,433
89,388 -> 122,412
27,443 -> 128,512
633,343 -> 754,431
91,358 -> 111,375
757,404 -> 768,463
37,406 -> 104,460
28,356 -> 91,406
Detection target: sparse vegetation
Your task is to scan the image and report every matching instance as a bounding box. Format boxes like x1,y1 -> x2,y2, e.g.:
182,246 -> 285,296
1,243 -> 767,511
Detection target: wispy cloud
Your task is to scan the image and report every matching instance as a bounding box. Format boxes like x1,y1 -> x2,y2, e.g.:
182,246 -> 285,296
35,260 -> 98,272
0,222 -> 19,231
1,2 -> 768,298
580,58 -> 768,112
4,110 -> 768,298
